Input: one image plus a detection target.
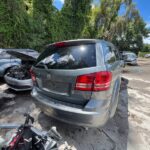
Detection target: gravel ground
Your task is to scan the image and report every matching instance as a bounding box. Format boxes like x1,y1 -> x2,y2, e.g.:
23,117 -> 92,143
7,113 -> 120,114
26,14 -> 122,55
0,58 -> 150,150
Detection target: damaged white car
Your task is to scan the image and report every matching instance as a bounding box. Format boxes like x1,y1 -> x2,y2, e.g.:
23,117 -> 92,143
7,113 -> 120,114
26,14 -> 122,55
4,49 -> 39,91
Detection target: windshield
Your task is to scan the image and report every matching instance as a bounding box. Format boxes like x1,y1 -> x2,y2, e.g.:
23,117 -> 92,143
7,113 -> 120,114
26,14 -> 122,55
127,53 -> 136,58
36,44 -> 96,69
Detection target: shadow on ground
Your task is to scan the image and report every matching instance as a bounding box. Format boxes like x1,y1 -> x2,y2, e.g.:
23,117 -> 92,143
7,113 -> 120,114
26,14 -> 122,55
37,79 -> 129,150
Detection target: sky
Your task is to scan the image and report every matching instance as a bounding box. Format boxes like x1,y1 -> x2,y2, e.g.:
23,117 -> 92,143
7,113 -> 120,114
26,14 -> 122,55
133,0 -> 150,44
53,0 -> 150,44
53,0 -> 64,10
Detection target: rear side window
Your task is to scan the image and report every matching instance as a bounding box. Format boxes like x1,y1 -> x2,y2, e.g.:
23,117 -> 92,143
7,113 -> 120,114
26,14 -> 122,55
103,44 -> 116,64
37,44 -> 96,69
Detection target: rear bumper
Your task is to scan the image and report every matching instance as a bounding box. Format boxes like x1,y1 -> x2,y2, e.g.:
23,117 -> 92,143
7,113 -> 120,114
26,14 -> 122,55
31,88 -> 110,127
4,75 -> 33,91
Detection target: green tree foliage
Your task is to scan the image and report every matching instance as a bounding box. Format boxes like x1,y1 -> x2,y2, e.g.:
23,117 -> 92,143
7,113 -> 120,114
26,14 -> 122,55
82,0 -> 148,53
0,0 -> 149,53
82,0 -> 123,39
60,0 -> 92,40
32,0 -> 54,50
0,0 -> 31,48
115,3 -> 149,53
142,44 -> 150,52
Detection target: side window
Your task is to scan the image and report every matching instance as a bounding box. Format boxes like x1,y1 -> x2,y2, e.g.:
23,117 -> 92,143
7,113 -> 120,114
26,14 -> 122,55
113,46 -> 120,60
103,44 -> 116,64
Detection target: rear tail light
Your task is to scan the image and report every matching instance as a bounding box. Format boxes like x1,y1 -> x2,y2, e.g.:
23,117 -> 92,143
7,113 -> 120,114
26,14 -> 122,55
30,68 -> 36,82
75,71 -> 112,91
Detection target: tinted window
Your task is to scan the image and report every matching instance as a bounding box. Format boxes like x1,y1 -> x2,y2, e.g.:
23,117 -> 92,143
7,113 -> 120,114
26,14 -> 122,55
36,44 -> 96,69
103,44 -> 116,64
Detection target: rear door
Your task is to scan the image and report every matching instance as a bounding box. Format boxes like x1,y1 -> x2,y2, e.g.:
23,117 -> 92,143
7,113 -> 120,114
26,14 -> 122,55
34,42 -> 97,106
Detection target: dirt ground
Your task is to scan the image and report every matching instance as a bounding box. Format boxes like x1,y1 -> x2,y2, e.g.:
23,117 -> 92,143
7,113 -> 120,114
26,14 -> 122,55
0,58 -> 150,150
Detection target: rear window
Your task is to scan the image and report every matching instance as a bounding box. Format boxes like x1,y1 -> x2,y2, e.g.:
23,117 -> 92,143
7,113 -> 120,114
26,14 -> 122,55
36,44 -> 96,69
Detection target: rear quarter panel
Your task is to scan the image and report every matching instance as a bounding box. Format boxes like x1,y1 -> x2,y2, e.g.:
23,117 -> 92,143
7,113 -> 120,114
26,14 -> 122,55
91,42 -> 121,102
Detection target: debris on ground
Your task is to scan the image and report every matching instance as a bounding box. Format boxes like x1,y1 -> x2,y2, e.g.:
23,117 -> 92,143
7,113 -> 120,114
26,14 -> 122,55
0,58 -> 150,150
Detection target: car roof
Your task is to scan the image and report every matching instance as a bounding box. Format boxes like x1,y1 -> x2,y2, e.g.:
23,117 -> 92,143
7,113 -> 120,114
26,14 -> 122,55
46,39 -> 104,47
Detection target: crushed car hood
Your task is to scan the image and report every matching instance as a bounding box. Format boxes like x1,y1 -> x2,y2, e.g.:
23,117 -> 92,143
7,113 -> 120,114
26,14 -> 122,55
6,49 -> 39,62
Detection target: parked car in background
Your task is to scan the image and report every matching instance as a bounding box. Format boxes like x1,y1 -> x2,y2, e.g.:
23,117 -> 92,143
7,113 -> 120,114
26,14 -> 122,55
0,49 -> 21,77
4,49 -> 39,91
144,53 -> 150,58
122,51 -> 137,65
31,39 -> 122,127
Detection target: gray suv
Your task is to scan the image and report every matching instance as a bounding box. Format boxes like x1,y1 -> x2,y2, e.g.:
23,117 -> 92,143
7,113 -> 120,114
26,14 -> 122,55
31,39 -> 122,127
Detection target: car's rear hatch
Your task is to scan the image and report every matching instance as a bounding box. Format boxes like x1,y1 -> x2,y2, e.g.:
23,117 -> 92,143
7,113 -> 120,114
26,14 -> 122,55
33,40 -> 97,106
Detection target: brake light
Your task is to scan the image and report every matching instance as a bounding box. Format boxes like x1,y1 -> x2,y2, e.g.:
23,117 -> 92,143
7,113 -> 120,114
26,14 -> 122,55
54,42 -> 66,47
30,68 -> 36,82
75,71 -> 112,91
